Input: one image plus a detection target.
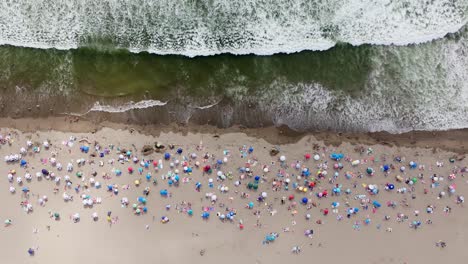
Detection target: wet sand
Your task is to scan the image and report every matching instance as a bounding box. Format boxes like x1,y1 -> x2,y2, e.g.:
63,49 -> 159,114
0,118 -> 467,263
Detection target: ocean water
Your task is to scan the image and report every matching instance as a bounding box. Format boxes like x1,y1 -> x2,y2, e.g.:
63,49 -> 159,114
0,0 -> 467,132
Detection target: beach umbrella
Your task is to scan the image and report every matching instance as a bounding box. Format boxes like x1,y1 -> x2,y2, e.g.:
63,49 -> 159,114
248,202 -> 254,209
266,234 -> 276,242
164,153 -> 171,160
187,209 -> 193,216
302,197 -> 308,204
388,184 -> 395,190
330,153 -> 344,161
248,146 -> 254,153
202,212 -> 210,219
372,200 -> 381,208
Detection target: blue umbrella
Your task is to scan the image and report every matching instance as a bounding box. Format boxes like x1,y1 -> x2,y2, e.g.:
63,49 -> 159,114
302,197 -> 308,204
248,146 -> 254,153
372,200 -> 381,208
383,165 -> 390,172
80,146 -> 89,153
330,153 -> 344,161
202,212 -> 210,219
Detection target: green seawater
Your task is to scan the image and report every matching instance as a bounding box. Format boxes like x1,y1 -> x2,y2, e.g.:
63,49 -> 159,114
0,43 -> 373,98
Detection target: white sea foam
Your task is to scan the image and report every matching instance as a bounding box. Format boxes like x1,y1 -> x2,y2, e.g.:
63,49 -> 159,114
256,27 -> 468,133
84,100 -> 167,114
190,100 -> 223,110
0,0 -> 465,57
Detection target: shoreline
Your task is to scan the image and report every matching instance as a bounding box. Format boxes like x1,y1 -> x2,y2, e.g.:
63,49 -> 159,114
0,116 -> 466,154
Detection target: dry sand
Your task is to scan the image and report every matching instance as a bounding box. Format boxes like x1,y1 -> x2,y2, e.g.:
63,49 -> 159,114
0,121 -> 467,264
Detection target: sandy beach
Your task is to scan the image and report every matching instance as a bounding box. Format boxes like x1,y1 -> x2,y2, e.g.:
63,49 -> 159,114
0,117 -> 466,264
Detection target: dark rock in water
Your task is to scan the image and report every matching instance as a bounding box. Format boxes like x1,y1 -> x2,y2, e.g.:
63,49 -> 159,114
142,145 -> 154,156
270,148 -> 280,156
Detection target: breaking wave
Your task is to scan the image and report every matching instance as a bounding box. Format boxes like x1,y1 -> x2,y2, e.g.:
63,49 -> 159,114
0,0 -> 466,56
